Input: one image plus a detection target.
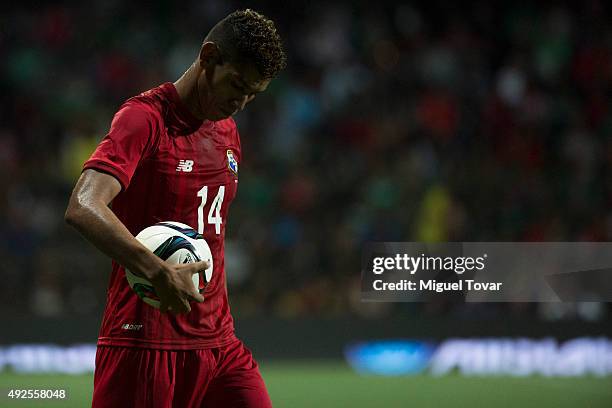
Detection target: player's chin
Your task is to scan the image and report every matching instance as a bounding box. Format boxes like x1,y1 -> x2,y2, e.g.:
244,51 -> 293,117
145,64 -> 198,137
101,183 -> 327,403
211,110 -> 232,121
216,104 -> 237,118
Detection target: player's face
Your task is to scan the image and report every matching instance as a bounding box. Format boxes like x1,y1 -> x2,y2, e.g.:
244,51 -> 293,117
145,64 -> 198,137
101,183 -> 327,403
198,58 -> 270,121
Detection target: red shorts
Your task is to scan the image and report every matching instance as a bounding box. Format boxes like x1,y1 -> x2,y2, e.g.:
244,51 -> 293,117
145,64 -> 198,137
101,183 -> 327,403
91,340 -> 271,408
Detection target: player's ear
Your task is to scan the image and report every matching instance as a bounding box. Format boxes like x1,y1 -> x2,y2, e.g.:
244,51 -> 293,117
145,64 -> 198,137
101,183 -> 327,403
199,41 -> 222,70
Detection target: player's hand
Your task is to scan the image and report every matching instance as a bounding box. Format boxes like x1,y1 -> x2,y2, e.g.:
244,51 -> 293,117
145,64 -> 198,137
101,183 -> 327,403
150,260 -> 209,314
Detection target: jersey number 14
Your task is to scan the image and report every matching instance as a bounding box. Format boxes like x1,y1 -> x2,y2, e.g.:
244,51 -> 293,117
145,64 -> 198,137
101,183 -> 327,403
197,186 -> 225,235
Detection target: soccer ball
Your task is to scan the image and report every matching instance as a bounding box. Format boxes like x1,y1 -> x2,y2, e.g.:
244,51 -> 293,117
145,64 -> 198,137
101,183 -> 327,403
125,221 -> 213,309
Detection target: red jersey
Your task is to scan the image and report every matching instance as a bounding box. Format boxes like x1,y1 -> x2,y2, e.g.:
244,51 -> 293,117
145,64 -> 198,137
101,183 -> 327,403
84,83 -> 240,349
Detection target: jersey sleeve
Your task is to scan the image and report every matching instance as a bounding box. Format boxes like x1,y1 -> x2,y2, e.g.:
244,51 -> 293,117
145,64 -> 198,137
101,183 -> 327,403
83,102 -> 160,190
230,118 -> 242,162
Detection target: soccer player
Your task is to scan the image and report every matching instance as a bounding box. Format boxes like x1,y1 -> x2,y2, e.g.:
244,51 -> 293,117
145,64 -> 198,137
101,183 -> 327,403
64,9 -> 286,408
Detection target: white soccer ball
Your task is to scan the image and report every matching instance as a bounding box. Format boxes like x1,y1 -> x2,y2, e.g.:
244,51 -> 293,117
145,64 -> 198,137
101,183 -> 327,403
125,221 -> 213,309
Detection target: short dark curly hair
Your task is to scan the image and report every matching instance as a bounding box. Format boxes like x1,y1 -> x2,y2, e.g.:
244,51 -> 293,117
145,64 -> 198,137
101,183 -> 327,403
205,9 -> 287,79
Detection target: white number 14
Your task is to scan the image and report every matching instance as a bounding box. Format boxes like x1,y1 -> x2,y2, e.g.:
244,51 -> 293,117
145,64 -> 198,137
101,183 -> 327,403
197,186 -> 225,235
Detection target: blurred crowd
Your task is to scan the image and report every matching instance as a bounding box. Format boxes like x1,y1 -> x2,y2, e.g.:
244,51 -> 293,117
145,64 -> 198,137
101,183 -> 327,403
1,1 -> 611,321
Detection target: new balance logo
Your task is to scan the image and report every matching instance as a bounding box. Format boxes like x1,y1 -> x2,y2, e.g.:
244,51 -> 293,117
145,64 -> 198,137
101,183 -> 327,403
176,160 -> 194,172
121,323 -> 143,331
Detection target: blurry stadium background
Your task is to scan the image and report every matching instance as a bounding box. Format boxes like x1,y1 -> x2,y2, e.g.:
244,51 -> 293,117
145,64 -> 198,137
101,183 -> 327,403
1,0 -> 612,406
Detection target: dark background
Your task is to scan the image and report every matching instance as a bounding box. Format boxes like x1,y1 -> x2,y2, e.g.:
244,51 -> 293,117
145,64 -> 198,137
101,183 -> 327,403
1,0 -> 611,345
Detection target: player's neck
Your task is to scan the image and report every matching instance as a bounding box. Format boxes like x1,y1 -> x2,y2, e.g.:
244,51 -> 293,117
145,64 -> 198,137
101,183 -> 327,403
173,63 -> 206,121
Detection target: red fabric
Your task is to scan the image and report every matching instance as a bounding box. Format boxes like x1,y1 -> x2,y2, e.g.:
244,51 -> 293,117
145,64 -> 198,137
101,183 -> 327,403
92,341 -> 272,408
84,83 -> 241,349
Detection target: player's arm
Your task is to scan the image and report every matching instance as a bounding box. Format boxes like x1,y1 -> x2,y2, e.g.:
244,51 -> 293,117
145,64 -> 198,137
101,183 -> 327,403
65,169 -> 206,313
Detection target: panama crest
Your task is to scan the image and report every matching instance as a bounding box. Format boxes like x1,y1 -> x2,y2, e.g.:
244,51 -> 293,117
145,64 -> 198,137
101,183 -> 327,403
227,149 -> 238,176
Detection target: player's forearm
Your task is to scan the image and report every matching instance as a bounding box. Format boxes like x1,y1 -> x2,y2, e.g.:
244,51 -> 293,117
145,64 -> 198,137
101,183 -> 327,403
65,200 -> 164,280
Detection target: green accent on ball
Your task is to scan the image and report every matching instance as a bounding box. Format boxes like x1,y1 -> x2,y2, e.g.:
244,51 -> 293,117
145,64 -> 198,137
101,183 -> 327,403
132,283 -> 159,300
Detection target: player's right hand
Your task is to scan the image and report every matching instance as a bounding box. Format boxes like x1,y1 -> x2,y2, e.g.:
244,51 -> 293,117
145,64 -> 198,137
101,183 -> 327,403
150,260 -> 209,314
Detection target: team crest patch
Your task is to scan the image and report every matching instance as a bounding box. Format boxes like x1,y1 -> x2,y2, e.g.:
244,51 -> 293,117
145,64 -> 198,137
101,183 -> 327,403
227,149 -> 238,176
